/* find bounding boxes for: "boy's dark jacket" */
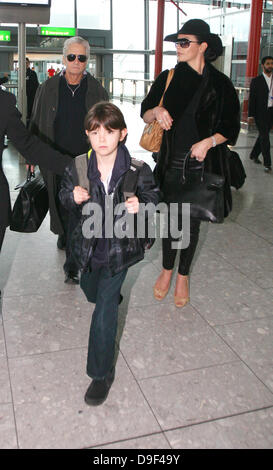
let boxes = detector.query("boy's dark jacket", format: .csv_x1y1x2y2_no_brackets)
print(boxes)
59,144,160,275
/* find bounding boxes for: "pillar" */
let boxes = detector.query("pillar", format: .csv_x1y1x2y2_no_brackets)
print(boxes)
154,0,165,79
242,0,263,122
245,0,263,83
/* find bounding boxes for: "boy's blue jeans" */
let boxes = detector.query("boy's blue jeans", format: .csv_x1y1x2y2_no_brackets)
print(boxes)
80,267,128,380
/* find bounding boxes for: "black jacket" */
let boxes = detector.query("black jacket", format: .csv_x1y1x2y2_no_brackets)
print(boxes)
248,74,271,123
141,62,241,216
0,89,72,249
59,145,161,275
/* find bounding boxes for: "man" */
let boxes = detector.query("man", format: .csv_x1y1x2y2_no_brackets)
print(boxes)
0,73,9,86
30,36,109,284
26,58,39,126
0,88,73,299
47,65,55,78
248,56,273,172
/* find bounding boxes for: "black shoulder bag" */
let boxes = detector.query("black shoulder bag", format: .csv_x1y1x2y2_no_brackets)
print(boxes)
10,166,49,233
180,151,225,223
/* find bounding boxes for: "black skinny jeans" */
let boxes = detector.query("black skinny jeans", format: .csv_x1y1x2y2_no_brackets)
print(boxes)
161,168,201,276
162,210,200,276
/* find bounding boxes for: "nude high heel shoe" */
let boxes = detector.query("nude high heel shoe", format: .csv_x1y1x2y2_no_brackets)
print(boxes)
174,276,190,308
153,285,170,301
153,271,172,301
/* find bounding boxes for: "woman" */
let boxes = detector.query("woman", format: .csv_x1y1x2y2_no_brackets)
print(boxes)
141,19,240,307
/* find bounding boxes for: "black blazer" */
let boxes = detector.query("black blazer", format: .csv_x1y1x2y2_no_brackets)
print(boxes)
248,74,271,121
0,89,72,245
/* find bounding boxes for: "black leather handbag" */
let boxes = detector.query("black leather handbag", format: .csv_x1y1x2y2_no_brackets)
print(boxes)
10,167,49,233
180,151,225,223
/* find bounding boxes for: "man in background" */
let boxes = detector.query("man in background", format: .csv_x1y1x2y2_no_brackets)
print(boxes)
26,58,39,126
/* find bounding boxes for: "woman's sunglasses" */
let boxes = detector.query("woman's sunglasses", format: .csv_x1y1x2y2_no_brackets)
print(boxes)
175,39,200,48
66,54,87,63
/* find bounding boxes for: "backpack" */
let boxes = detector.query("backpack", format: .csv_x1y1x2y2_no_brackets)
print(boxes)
73,152,144,199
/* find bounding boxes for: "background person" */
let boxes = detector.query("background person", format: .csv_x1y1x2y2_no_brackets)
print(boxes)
26,58,39,126
141,19,240,308
30,36,108,284
248,56,273,173
47,65,56,78
0,73,9,86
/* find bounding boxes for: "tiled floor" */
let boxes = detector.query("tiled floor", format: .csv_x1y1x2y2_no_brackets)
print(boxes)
0,101,272,449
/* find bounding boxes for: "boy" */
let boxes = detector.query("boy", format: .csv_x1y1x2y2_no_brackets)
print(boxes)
59,102,160,406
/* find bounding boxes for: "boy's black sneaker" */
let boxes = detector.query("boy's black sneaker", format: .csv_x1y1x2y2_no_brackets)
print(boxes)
64,272,79,284
84,367,115,406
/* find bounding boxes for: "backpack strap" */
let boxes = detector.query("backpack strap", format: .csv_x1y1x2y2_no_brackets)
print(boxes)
122,157,144,199
73,153,90,192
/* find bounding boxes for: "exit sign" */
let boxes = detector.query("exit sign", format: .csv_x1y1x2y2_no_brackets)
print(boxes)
0,31,10,42
39,27,76,37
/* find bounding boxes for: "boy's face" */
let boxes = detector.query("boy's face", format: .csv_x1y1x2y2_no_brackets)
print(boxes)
86,125,127,159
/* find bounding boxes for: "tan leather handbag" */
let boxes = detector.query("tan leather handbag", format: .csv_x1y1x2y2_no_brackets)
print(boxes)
139,68,174,153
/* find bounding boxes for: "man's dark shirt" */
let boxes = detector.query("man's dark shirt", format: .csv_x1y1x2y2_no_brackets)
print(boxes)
54,75,89,157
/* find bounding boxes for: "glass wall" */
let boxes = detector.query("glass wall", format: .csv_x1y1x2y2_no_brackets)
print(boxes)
77,0,111,30
49,0,75,27
112,0,144,50
112,0,145,96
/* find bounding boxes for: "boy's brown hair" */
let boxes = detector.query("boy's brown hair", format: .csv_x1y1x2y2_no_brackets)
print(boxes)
84,101,127,144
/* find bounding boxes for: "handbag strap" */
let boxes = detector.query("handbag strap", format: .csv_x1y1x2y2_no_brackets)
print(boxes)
182,150,205,184
158,68,175,107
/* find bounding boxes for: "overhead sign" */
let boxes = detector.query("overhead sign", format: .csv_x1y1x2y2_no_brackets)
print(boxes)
0,30,11,41
39,26,76,38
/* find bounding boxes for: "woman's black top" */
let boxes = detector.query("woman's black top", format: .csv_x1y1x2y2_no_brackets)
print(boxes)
141,62,208,170
171,66,208,169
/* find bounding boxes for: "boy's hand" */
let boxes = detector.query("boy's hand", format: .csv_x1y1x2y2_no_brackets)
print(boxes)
73,186,90,205
125,196,139,214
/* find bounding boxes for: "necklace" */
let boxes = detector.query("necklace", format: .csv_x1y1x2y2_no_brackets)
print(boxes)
66,81,81,97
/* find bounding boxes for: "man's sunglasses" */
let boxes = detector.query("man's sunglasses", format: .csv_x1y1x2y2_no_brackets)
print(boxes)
175,39,200,48
66,54,87,63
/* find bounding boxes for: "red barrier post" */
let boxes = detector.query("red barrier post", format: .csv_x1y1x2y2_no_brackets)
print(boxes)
154,0,165,79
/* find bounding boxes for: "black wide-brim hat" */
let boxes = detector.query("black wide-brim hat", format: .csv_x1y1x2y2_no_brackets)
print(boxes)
164,19,223,59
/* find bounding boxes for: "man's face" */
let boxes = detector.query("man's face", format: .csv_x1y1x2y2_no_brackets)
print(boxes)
63,43,88,77
263,59,273,75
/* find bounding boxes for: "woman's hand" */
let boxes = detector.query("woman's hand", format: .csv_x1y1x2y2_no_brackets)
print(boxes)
154,106,173,131
73,186,90,205
143,106,173,131
191,134,227,162
125,196,139,214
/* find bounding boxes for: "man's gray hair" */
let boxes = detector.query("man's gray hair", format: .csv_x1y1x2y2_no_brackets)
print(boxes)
63,36,90,59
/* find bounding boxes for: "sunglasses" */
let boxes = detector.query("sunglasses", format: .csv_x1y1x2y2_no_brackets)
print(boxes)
66,54,87,63
175,39,200,48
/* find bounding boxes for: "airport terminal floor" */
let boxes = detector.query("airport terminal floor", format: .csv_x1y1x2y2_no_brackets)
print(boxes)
0,100,273,449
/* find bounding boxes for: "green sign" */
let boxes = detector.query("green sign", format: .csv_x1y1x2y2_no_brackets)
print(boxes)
0,31,10,42
40,27,76,37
